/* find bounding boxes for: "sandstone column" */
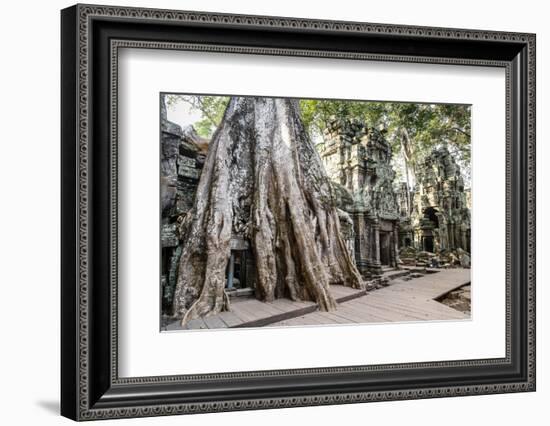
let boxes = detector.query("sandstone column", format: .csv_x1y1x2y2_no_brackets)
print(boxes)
353,212,369,276
393,222,401,268
448,222,455,249
368,216,382,276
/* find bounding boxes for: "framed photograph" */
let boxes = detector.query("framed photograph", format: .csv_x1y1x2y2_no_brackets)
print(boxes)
61,4,536,421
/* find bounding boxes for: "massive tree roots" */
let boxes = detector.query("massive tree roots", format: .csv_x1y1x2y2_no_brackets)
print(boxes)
173,97,364,325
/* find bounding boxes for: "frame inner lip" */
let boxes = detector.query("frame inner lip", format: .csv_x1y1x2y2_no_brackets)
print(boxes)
109,39,513,385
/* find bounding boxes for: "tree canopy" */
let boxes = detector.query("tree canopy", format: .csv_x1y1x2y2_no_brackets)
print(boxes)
299,99,471,187
164,94,471,188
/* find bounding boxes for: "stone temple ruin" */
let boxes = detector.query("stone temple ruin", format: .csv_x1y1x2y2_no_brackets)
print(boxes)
397,145,471,267
160,103,471,313
316,116,401,277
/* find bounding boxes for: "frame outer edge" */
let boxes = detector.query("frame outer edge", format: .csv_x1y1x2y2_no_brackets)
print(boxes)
60,4,80,421
67,4,536,420
527,33,536,390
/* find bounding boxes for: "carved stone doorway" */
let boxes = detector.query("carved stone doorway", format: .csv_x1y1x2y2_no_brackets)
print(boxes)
380,231,392,266
423,236,434,253
226,250,247,289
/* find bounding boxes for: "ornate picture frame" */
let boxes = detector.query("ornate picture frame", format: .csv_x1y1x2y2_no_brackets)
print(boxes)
61,4,535,421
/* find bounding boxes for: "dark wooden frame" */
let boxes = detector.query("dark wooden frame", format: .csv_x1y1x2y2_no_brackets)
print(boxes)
61,3,536,421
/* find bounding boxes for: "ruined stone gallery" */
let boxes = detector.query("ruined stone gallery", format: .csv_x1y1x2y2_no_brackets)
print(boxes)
160,95,472,330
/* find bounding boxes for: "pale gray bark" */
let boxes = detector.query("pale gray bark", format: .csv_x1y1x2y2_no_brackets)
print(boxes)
173,97,364,325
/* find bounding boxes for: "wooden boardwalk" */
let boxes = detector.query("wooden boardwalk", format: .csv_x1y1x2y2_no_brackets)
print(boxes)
164,268,470,331
165,287,363,331
269,268,470,327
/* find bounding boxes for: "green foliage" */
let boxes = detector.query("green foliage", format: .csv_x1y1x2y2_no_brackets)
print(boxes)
166,94,230,138
299,99,471,186
166,95,471,186
387,103,471,185
299,99,388,134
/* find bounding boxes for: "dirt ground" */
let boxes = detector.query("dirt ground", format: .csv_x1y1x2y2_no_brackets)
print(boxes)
438,284,471,315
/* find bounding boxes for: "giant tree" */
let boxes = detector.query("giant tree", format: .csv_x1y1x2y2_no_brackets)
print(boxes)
173,97,363,325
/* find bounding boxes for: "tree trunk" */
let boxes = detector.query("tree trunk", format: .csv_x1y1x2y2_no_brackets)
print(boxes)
400,127,416,214
173,97,364,325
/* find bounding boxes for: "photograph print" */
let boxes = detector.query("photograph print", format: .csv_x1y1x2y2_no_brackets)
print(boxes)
160,94,472,331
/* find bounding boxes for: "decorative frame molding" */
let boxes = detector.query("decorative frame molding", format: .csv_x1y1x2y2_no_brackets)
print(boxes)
61,3,535,421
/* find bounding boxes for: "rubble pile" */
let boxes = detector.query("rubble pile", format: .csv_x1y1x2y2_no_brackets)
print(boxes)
399,246,417,266
398,246,470,269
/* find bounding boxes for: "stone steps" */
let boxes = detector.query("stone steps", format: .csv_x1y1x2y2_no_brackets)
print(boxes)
383,269,411,281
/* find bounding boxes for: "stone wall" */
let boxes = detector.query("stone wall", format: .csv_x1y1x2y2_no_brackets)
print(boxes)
160,99,208,310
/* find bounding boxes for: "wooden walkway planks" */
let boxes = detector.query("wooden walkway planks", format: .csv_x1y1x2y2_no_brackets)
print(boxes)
165,296,318,331
164,268,470,330
269,268,470,327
